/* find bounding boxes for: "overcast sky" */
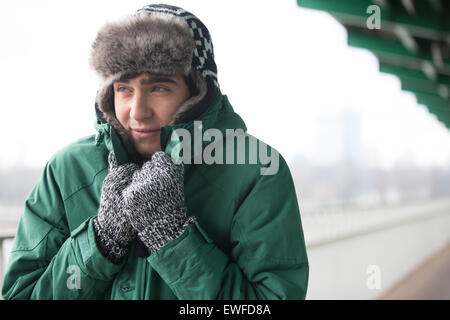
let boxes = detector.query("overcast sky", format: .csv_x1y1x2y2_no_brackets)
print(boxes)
1,0,450,171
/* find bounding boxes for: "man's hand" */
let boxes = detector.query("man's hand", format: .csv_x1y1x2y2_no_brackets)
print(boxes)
93,151,139,264
123,151,196,254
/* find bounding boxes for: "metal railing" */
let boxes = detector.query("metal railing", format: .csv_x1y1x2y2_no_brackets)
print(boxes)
0,228,16,298
302,196,450,248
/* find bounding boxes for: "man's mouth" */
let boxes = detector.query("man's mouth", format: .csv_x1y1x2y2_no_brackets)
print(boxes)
131,128,161,139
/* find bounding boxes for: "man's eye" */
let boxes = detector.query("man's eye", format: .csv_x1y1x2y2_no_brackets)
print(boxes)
152,86,168,92
117,86,130,92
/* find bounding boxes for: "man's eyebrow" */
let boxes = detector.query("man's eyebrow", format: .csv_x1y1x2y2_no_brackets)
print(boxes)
141,76,178,86
116,76,179,86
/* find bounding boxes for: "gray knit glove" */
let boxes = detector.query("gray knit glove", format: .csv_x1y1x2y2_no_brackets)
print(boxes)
122,151,196,254
93,151,139,264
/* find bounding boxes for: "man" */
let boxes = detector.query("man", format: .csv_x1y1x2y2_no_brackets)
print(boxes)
2,4,309,299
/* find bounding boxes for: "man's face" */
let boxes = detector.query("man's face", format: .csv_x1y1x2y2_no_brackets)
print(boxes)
113,72,190,157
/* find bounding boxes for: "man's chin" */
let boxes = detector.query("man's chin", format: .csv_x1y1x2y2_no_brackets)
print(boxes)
135,146,162,158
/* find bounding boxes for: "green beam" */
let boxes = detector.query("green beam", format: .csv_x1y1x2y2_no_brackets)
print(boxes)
379,63,425,78
298,0,372,15
415,92,450,111
347,30,450,76
428,0,442,13
401,79,440,96
380,67,450,97
429,110,450,120
371,0,390,9
297,0,450,41
434,115,450,126
347,30,418,58
377,55,434,76
428,111,450,120
379,63,450,87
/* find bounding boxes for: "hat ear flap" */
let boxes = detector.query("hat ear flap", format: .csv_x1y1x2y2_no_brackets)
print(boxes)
96,84,115,123
170,70,208,124
95,100,108,124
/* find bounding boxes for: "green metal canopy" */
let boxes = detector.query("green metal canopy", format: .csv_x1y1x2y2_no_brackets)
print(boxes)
297,0,450,129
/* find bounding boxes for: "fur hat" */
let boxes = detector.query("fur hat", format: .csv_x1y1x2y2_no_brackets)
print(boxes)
90,4,219,157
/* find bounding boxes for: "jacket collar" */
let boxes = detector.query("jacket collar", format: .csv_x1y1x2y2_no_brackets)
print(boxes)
94,91,247,165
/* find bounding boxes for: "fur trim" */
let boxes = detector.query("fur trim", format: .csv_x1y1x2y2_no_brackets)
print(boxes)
90,13,195,82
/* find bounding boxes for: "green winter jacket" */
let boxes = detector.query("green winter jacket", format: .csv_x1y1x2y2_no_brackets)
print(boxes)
1,91,309,300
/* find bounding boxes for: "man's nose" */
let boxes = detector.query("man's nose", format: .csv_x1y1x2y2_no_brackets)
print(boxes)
130,92,153,120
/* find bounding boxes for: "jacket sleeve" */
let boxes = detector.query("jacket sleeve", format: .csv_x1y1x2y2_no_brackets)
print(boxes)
148,156,309,299
1,161,123,300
